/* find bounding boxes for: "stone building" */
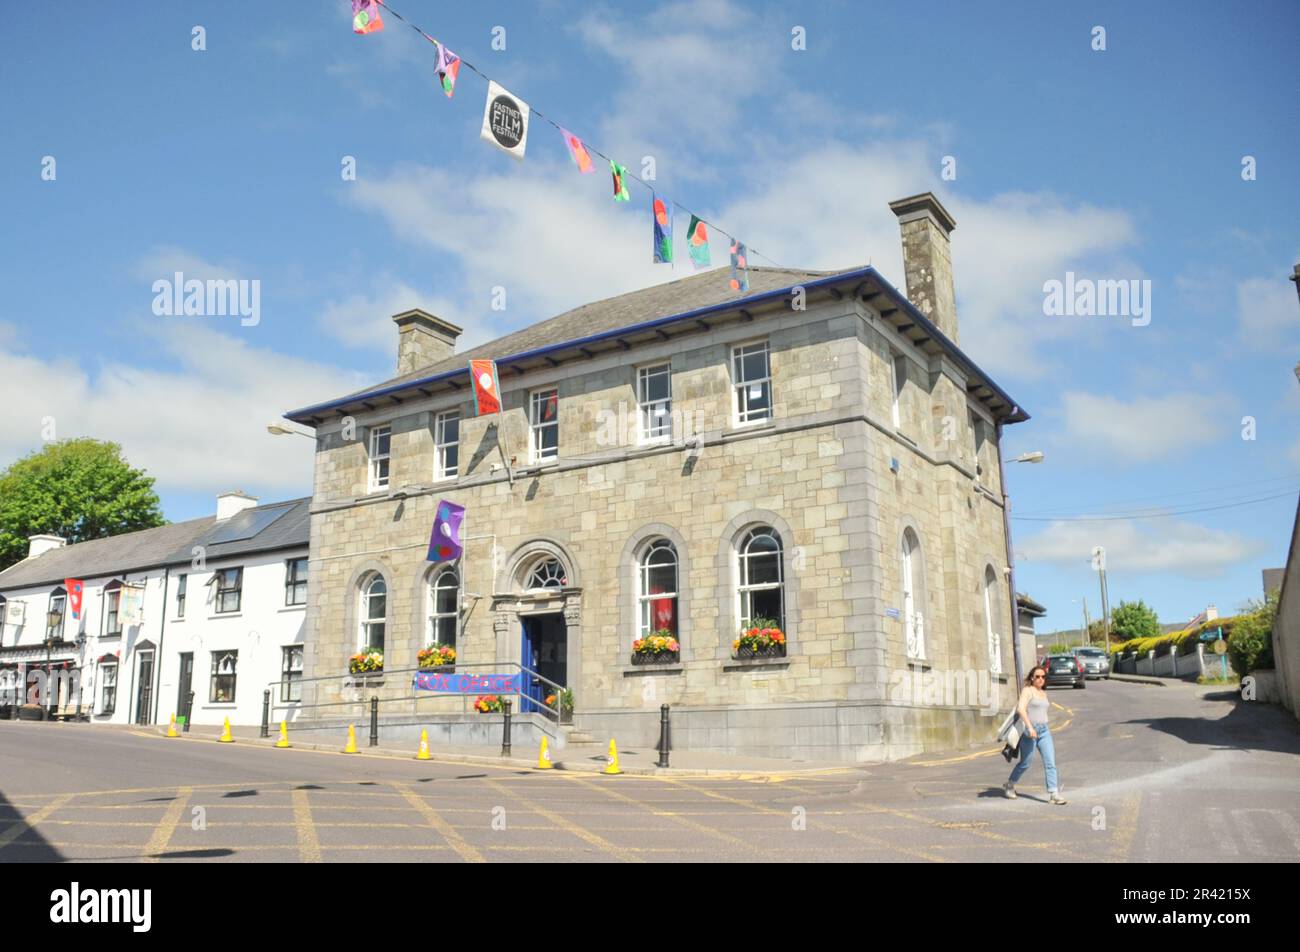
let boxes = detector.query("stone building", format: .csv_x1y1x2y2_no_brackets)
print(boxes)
284,192,1029,761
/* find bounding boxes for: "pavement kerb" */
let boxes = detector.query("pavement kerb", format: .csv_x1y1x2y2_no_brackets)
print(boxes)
1108,673,1167,687
132,726,861,780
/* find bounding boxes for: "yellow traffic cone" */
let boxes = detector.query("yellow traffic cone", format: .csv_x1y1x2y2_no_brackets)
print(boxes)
166,714,177,738
343,724,358,754
416,729,431,761
275,721,290,748
603,739,622,775
536,736,554,770
218,718,234,743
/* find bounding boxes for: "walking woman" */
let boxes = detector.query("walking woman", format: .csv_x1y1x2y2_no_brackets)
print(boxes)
1004,665,1068,804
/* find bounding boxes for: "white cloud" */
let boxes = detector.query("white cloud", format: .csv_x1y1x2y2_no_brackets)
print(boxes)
1057,390,1224,463
0,320,366,497
1017,517,1268,579
317,280,465,354
1236,276,1299,346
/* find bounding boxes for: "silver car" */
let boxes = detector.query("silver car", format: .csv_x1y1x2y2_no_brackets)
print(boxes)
1071,646,1111,679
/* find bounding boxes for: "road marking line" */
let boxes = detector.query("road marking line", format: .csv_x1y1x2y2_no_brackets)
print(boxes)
391,783,485,864
141,786,193,863
0,793,74,850
558,774,758,853
665,778,947,862
291,789,321,863
484,779,643,863
1108,793,1141,862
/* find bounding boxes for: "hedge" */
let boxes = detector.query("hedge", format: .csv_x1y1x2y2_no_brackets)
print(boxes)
1109,615,1242,659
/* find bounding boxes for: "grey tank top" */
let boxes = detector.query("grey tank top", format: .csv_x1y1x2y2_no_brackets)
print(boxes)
1026,691,1049,725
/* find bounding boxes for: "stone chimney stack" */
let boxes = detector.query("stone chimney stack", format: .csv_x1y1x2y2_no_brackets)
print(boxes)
216,491,259,520
393,309,462,375
26,534,66,560
888,192,960,345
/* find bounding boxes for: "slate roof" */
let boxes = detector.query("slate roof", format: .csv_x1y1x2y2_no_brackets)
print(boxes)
0,498,310,591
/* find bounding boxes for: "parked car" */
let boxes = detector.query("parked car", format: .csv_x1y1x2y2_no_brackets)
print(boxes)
1071,646,1111,679
1039,653,1087,689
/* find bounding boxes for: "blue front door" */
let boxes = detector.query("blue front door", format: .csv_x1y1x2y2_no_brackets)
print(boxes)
520,614,566,714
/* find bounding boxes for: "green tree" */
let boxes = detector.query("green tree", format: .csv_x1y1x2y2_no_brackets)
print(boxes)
1110,599,1161,643
0,439,165,571
1228,590,1278,676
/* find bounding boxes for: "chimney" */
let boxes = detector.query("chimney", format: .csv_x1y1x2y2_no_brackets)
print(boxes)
27,535,66,559
888,192,960,345
1206,605,1219,622
216,491,259,520
393,309,462,375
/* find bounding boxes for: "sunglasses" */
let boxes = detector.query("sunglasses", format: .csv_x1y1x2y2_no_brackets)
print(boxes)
1032,675,1045,680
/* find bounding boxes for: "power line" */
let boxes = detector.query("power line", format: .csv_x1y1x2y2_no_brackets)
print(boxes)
1013,472,1300,517
370,0,787,270
1011,489,1298,522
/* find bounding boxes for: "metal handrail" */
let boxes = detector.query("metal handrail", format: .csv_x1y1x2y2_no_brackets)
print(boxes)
265,660,569,724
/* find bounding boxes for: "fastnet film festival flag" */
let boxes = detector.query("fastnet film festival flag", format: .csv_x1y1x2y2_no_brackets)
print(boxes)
469,359,502,416
434,41,461,98
64,579,84,620
351,0,384,34
428,500,466,563
480,80,530,160
652,194,673,263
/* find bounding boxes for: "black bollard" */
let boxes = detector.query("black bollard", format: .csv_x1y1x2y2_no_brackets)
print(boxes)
185,691,195,732
657,704,671,768
261,689,271,738
369,696,379,747
501,699,512,757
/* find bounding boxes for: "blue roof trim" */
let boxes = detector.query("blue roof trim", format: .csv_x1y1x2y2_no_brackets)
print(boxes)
285,267,1028,423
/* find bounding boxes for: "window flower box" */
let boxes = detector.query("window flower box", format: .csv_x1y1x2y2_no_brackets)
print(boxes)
632,631,680,665
418,645,456,672
474,695,506,714
349,649,384,675
732,623,786,659
544,688,575,723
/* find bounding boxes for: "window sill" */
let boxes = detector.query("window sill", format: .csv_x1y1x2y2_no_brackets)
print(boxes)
99,634,122,641
279,605,306,613
210,612,243,620
726,419,775,436
722,657,792,673
202,703,237,709
906,657,932,671
621,663,684,676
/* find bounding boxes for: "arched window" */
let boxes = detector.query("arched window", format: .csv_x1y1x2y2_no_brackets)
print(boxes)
737,527,784,629
638,540,678,638
901,529,925,659
525,558,567,591
360,575,387,652
984,565,1002,674
429,570,460,648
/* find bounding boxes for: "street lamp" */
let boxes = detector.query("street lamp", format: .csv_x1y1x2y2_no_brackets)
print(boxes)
1000,444,1046,687
267,422,314,439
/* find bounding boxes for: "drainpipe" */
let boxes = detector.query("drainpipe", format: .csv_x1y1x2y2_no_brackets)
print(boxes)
153,567,170,725
996,421,1024,688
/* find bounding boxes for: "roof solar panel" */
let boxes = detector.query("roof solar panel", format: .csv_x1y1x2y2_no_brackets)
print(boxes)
203,504,294,545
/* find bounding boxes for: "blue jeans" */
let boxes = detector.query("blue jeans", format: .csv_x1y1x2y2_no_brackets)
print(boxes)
1008,722,1058,793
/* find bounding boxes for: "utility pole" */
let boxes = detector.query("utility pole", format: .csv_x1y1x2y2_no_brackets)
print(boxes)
1082,597,1091,647
1092,546,1111,646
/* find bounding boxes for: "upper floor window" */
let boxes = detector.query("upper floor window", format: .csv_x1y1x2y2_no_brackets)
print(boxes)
901,528,925,659
47,589,66,639
637,364,673,443
984,565,1002,675
360,575,387,652
435,410,460,480
737,527,784,630
970,411,987,478
176,574,187,618
638,540,678,639
369,425,392,490
428,569,460,648
530,389,559,462
281,645,304,702
891,352,907,430
210,650,238,703
733,341,772,425
103,589,121,636
213,567,242,614
525,558,567,591
285,557,308,607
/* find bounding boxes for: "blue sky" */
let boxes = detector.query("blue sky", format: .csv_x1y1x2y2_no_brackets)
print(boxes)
2,0,1297,632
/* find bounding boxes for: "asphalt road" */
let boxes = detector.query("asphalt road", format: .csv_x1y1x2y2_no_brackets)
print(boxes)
2,679,1298,862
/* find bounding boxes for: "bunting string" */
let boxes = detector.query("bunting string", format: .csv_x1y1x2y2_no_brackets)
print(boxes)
365,0,785,273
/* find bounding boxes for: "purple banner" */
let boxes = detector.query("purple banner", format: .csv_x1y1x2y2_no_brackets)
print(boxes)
413,672,523,694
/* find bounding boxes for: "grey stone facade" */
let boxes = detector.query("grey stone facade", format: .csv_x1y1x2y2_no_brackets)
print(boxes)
287,193,1029,762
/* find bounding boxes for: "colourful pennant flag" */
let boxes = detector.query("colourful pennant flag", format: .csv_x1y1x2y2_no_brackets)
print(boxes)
687,216,710,270
610,161,630,202
729,240,750,292
428,500,466,563
65,578,84,620
480,80,530,160
351,0,384,34
653,194,673,263
469,359,502,416
433,41,461,98
560,127,594,174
